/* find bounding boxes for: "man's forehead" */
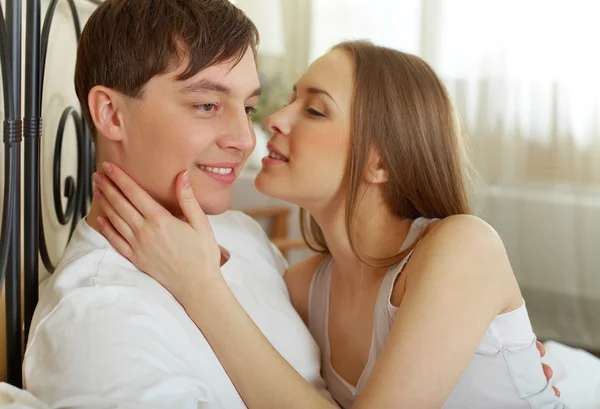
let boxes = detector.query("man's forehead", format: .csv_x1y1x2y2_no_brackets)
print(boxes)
168,57,260,97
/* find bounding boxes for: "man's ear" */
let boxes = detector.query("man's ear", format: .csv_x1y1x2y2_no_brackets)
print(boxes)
364,148,389,185
88,85,126,142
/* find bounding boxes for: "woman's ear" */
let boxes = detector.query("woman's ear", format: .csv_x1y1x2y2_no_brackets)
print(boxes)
88,85,126,143
364,148,389,184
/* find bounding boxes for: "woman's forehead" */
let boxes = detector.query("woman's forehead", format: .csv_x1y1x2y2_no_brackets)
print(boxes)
297,50,354,103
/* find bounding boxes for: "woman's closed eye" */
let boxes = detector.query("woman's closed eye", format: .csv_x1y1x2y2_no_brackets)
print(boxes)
305,107,326,118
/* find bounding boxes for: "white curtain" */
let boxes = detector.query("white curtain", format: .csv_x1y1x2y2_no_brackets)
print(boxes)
310,1,600,358
310,0,600,187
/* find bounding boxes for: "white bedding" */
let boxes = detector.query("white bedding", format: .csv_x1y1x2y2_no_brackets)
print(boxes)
543,341,600,409
0,383,48,409
0,341,598,408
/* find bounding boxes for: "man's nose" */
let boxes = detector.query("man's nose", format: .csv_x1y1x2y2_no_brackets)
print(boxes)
217,108,256,153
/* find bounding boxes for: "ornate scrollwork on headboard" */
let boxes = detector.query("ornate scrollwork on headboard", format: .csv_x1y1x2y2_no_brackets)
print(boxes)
0,0,100,386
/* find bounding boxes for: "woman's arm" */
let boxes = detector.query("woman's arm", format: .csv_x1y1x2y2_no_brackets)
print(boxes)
184,216,516,409
354,215,520,408
93,164,543,409
181,274,336,409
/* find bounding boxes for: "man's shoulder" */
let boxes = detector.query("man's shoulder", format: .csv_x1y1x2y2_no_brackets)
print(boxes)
40,241,158,313
23,283,219,409
31,275,174,350
49,219,143,289
33,222,181,344
25,279,192,383
25,224,245,409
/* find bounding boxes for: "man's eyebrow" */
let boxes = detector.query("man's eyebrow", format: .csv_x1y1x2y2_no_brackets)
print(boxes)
180,79,262,99
248,86,262,98
180,79,231,95
292,84,338,108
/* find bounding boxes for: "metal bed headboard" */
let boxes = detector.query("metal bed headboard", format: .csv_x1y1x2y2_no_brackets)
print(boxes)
0,0,101,387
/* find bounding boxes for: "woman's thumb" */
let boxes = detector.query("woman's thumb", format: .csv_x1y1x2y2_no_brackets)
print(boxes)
177,171,205,229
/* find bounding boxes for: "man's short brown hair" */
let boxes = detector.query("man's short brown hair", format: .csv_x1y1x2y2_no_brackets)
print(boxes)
75,0,259,138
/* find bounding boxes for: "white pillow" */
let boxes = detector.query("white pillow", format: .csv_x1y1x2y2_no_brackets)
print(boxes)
542,341,600,409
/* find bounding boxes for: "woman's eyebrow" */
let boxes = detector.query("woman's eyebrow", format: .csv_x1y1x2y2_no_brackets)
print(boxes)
293,84,338,108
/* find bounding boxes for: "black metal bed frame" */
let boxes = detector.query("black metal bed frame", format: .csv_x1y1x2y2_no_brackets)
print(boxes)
0,0,100,387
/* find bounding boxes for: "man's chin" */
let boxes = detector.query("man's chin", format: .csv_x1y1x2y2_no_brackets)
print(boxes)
169,198,230,218
197,199,231,216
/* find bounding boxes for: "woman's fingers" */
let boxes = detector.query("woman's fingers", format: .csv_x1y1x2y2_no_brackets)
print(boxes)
95,189,136,244
94,172,145,233
542,362,553,380
101,162,168,221
536,341,560,397
176,170,206,231
96,216,134,262
536,341,546,357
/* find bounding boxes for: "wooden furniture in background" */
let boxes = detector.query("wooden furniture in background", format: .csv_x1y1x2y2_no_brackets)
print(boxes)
243,207,307,259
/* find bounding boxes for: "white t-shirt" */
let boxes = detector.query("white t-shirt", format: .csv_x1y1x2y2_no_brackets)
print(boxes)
24,211,330,408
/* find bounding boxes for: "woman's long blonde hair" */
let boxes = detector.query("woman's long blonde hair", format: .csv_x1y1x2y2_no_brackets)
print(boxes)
300,41,474,268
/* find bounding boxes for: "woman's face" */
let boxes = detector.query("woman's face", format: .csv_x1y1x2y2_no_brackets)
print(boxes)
255,50,354,209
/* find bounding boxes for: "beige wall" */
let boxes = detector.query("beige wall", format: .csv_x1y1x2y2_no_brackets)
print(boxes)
0,0,96,381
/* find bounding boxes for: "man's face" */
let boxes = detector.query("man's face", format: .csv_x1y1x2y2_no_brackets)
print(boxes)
116,48,260,215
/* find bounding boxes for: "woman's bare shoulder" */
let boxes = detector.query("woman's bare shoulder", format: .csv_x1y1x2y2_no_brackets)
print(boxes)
392,215,522,312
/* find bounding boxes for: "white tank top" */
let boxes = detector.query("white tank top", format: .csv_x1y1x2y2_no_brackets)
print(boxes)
308,218,567,409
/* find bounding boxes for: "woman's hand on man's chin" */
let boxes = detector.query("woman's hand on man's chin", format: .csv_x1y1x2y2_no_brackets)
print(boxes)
93,162,223,303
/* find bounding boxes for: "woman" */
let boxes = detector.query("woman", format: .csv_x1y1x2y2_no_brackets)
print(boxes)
93,41,565,408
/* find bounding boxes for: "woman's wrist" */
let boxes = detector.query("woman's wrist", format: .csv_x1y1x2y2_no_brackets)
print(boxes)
177,267,229,309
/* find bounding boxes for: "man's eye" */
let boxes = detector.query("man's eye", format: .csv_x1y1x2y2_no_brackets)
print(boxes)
245,106,257,117
196,103,218,112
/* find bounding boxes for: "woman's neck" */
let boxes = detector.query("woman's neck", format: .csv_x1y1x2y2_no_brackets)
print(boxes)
309,198,413,285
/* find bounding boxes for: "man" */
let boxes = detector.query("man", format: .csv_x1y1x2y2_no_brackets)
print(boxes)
23,0,330,407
